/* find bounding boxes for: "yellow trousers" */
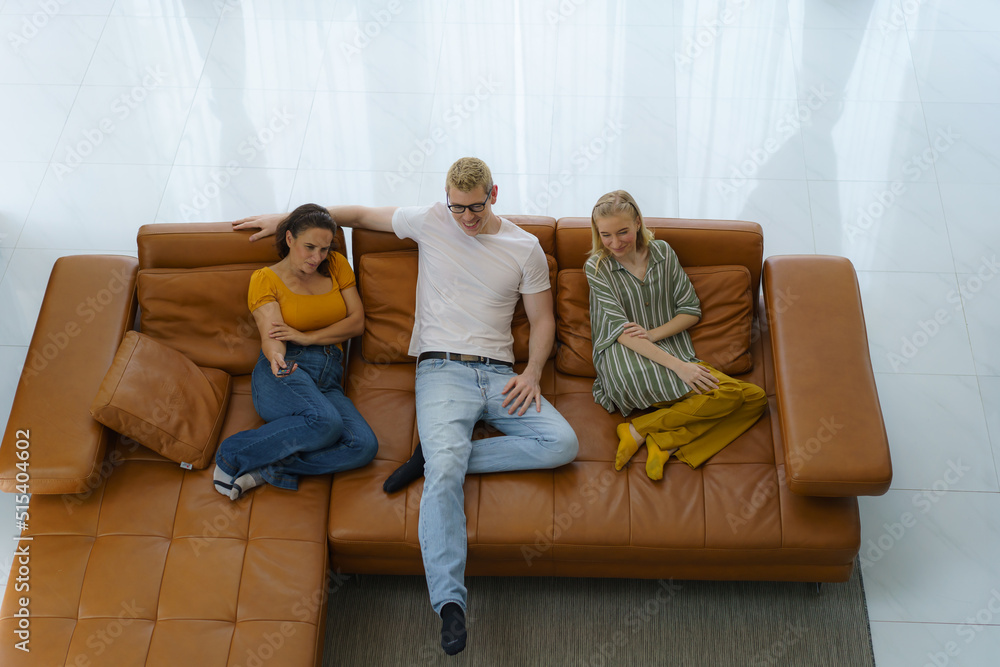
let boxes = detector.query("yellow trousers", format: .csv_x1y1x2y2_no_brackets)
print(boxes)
631,363,767,469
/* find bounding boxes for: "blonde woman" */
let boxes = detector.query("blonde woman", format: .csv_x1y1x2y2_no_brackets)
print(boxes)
584,190,766,480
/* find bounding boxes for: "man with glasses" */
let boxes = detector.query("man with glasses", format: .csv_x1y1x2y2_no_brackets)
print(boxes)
234,157,578,656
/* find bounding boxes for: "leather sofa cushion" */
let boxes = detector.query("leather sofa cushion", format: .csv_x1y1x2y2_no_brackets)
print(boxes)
91,331,232,469
556,265,754,377
359,250,557,364
0,430,331,666
358,250,418,364
138,264,263,375
554,269,595,377
687,265,755,374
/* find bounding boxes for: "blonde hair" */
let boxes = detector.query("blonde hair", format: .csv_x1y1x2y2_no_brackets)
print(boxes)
588,190,655,269
445,157,493,195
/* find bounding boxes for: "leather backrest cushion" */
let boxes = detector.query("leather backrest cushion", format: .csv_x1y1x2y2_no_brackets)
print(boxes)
350,217,556,267
358,251,557,364
687,265,754,374
137,221,344,270
90,331,232,469
359,250,418,364
138,264,264,375
556,265,754,377
555,269,595,377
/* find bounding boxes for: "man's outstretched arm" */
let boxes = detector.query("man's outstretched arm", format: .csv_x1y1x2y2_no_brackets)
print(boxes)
232,205,398,241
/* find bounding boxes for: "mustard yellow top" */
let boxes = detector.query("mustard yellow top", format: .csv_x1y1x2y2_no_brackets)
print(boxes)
247,252,356,331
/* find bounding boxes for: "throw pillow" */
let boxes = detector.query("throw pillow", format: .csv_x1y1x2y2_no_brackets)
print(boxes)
90,331,232,469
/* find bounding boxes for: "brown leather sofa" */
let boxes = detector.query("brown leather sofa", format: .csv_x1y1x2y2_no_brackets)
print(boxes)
0,216,892,665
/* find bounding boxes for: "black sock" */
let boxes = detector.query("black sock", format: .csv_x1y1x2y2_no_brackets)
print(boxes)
440,602,466,655
382,443,425,494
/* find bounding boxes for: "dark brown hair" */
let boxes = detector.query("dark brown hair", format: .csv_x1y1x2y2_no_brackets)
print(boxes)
275,203,339,276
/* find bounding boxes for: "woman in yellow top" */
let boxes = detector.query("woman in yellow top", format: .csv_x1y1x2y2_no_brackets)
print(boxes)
214,203,377,499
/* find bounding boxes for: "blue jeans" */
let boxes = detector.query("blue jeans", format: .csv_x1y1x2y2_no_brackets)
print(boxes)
414,358,579,615
215,343,377,490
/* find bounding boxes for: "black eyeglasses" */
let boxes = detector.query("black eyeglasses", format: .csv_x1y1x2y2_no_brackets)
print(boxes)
447,191,491,214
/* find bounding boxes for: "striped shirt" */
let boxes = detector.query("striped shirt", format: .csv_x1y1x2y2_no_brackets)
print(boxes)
584,240,701,416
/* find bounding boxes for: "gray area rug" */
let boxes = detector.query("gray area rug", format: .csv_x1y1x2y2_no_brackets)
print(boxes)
322,564,874,667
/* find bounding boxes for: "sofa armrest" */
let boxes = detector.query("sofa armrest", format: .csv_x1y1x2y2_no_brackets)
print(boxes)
763,255,892,497
0,255,138,494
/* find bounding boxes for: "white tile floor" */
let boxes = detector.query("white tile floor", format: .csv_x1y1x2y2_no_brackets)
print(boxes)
0,1,998,664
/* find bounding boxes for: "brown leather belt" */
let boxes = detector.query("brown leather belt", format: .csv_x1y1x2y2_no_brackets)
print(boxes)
417,351,513,368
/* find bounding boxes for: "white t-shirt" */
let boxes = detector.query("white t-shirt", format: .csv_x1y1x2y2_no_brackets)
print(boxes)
392,202,550,363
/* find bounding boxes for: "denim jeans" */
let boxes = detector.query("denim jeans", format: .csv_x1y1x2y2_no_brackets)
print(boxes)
215,343,378,490
414,358,579,614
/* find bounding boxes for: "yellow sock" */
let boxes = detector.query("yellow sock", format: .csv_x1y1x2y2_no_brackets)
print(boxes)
645,441,671,481
615,423,641,471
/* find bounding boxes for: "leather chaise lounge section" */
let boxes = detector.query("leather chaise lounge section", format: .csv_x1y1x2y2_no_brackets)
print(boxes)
0,218,892,666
